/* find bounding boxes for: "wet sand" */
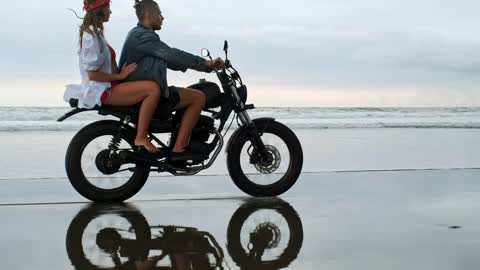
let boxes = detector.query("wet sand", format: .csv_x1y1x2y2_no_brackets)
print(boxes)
2,169,480,269
1,128,480,180
2,129,480,269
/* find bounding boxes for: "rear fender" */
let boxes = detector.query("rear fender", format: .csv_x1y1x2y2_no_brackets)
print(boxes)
57,108,94,122
225,117,275,154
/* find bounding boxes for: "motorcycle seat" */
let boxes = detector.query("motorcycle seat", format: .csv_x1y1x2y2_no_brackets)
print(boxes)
68,98,175,123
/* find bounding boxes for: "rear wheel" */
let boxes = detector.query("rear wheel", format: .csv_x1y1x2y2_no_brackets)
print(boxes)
65,120,150,202
227,120,303,197
66,203,151,270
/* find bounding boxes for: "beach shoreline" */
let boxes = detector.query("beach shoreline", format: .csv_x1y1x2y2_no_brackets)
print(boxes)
1,128,479,180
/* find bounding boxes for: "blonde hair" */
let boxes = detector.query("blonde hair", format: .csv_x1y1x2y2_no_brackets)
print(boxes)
79,0,109,44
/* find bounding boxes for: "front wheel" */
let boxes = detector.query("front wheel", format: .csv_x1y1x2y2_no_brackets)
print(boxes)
226,198,304,269
227,120,303,197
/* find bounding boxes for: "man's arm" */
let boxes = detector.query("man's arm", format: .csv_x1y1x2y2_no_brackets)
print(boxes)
137,32,210,72
166,61,188,72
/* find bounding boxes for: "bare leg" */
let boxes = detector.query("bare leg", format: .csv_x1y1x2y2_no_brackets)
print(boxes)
107,81,161,153
172,88,206,153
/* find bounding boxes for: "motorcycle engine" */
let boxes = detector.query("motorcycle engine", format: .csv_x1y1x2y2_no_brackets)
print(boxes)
189,115,215,155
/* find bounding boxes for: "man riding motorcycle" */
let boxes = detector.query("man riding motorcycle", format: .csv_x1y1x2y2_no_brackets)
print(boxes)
120,0,225,161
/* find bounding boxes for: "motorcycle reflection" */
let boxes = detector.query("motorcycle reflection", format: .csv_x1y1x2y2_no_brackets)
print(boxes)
66,199,303,270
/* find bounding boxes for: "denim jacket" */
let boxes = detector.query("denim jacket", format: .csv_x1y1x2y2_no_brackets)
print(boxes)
119,23,209,99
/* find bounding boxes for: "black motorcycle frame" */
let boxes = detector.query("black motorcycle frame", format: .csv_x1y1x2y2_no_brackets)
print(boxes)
58,41,273,176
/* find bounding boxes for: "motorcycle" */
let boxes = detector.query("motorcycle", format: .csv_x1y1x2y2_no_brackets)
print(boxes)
58,41,303,202
65,199,304,270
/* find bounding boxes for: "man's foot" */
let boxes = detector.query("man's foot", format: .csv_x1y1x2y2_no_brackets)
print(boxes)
134,138,159,153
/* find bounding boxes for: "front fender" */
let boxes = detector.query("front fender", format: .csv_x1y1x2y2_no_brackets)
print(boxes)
225,117,275,154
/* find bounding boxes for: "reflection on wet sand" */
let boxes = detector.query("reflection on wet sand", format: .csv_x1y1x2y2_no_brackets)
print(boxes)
65,198,303,270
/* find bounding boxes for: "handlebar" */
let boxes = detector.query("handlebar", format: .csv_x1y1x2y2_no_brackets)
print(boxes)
203,40,243,86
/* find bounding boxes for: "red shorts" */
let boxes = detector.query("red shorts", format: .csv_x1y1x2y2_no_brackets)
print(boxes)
101,81,120,105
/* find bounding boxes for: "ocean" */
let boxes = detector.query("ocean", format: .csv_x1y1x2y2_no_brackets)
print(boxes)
1,107,480,131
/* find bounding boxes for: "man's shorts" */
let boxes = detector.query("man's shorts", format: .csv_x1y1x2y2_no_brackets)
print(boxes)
155,86,181,120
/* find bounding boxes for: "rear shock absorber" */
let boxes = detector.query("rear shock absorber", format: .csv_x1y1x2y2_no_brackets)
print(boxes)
109,116,131,156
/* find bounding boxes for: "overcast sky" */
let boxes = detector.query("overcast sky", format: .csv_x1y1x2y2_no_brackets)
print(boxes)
1,0,479,106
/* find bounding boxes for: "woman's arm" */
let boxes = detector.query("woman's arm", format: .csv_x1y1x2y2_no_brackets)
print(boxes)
81,32,134,82
112,60,119,75
87,71,121,82
87,63,137,82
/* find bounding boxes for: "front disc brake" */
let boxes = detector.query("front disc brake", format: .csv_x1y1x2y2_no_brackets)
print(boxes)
254,145,281,174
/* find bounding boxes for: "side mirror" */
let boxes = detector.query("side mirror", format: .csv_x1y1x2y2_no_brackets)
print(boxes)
201,48,211,58
224,40,229,52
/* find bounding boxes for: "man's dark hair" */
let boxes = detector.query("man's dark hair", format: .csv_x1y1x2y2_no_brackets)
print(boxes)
134,0,159,21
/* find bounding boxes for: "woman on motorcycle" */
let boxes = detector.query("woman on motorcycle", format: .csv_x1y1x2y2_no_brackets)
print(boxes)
64,0,160,153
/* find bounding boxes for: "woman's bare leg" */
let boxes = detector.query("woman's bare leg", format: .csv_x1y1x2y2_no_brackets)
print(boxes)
172,88,206,153
107,81,161,153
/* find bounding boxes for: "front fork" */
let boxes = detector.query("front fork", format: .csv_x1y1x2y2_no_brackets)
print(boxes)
231,86,270,161
245,124,273,165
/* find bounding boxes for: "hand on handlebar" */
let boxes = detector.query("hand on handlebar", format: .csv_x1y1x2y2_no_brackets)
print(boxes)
206,57,225,70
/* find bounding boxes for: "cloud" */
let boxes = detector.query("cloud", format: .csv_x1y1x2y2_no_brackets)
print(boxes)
1,0,480,105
